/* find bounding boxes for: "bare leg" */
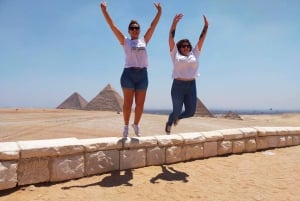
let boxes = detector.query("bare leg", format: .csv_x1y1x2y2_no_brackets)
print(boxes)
122,88,134,125
133,90,146,125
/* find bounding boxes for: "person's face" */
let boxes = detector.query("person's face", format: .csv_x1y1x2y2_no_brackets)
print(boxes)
128,24,140,39
179,43,191,56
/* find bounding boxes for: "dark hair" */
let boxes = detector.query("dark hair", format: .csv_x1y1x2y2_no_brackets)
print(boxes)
176,39,192,54
128,20,140,30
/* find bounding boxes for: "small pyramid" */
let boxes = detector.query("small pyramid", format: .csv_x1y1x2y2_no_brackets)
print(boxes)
224,111,242,120
193,97,214,117
57,92,88,109
84,84,123,112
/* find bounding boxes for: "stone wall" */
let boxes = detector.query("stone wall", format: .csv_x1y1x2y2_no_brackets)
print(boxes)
1,126,300,191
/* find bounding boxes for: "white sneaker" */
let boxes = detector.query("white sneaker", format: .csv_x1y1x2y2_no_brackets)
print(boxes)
131,124,141,137
123,125,129,138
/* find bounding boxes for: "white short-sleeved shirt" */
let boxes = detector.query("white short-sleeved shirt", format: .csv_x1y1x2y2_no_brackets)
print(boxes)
170,46,200,79
123,37,148,68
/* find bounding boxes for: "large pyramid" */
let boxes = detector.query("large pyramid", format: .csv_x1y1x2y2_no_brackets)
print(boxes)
193,97,214,117
56,92,88,109
84,84,123,112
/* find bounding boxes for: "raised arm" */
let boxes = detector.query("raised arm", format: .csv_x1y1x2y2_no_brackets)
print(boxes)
144,3,162,44
169,13,183,51
196,15,208,51
100,2,125,45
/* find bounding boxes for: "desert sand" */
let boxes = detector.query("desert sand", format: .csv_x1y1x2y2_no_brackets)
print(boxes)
1,109,300,201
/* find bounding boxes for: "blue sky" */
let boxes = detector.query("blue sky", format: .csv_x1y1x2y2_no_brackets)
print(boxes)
1,0,300,111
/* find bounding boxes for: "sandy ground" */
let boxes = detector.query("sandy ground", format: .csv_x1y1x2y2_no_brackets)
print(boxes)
1,109,300,201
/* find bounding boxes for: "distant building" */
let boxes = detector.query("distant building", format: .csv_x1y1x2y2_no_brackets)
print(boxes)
56,92,88,109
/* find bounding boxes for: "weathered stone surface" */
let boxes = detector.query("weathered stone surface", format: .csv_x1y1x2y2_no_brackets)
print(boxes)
80,137,123,151
278,136,287,147
155,135,183,147
218,141,232,155
201,131,223,142
50,155,84,182
267,136,279,148
0,142,20,160
179,132,206,145
120,149,146,170
292,135,300,145
254,127,277,137
232,140,245,154
18,138,84,158
147,147,165,166
239,127,257,138
203,141,218,158
286,127,300,135
182,143,204,161
286,136,293,146
218,129,244,140
85,150,119,176
245,138,256,152
0,161,17,190
256,137,269,150
18,158,50,185
123,136,158,149
166,146,183,164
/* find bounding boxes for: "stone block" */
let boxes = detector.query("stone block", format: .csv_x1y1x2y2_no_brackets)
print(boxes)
147,147,165,166
232,140,245,154
218,129,244,140
201,131,223,142
256,137,269,150
245,138,256,152
18,158,50,186
204,141,218,158
166,146,183,164
292,135,300,145
0,161,17,190
278,136,286,147
80,137,123,151
18,138,84,158
286,136,293,146
155,135,183,147
239,127,258,138
218,141,232,155
50,155,84,182
0,142,20,160
120,149,146,170
182,144,204,161
254,127,277,137
179,132,206,145
267,136,279,148
85,150,119,176
123,136,158,149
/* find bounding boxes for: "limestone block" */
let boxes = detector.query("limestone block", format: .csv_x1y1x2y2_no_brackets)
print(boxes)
286,127,300,135
0,161,17,190
120,149,146,170
218,141,232,155
80,137,123,151
232,140,245,154
166,146,183,164
239,127,257,138
286,136,293,146
254,127,277,137
292,135,300,145
245,139,256,152
18,158,50,186
278,136,287,147
85,150,119,176
178,132,206,145
147,146,165,166
0,142,20,160
218,129,244,140
256,137,268,150
123,136,158,149
267,136,279,148
182,144,204,161
18,138,84,158
155,135,183,147
201,130,223,142
275,127,289,136
203,141,218,158
50,155,84,182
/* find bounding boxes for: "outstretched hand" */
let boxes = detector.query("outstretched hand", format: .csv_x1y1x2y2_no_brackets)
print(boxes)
173,13,183,24
100,2,107,10
203,15,208,27
154,2,162,12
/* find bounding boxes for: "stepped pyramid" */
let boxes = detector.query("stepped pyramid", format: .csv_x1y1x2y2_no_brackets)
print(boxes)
56,92,88,109
194,97,214,117
84,84,123,112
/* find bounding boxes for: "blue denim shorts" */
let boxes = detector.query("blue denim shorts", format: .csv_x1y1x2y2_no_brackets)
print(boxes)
120,68,148,90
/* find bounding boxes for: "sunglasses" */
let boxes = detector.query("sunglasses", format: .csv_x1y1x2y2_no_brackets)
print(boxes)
129,27,140,31
180,45,191,48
